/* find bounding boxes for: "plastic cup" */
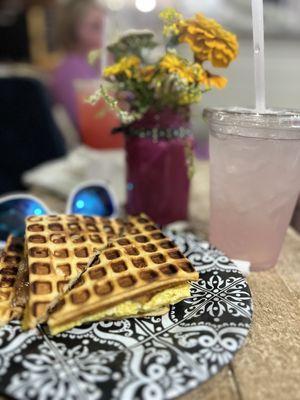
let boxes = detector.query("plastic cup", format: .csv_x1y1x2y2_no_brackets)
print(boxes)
204,107,300,271
74,79,123,149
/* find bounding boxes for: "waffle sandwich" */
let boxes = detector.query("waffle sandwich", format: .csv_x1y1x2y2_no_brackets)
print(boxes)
0,213,198,334
47,225,199,335
0,236,25,325
23,213,178,329
23,214,131,329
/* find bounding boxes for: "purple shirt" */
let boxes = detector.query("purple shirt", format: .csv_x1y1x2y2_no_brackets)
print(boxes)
51,53,99,127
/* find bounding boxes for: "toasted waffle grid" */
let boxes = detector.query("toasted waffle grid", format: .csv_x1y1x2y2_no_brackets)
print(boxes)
24,214,161,328
48,228,198,332
0,236,24,325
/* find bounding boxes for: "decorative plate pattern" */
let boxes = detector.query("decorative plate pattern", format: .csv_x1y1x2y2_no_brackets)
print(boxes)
0,233,252,400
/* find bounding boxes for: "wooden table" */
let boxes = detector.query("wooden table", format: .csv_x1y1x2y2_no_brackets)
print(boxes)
30,160,300,400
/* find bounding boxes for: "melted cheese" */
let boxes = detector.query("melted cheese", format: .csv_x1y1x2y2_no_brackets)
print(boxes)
99,282,190,318
49,283,190,335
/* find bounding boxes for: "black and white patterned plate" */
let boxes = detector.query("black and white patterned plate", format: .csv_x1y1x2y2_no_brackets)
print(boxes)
0,233,252,400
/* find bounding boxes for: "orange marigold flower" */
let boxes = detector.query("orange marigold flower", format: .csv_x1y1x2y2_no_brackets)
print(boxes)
179,13,238,68
202,70,228,89
140,65,156,82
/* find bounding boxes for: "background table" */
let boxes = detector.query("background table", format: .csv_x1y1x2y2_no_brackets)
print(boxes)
30,160,300,400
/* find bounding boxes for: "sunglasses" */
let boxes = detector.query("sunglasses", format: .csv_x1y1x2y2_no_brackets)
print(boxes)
0,181,118,242
66,180,118,217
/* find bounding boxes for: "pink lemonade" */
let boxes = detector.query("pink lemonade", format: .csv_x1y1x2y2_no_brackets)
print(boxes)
204,108,300,271
74,80,123,150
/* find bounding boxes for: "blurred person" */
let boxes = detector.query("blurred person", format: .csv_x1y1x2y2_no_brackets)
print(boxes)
0,76,66,194
51,0,104,127
0,1,68,194
0,0,29,62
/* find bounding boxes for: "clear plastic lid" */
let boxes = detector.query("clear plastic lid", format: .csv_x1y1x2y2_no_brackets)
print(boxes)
203,107,300,139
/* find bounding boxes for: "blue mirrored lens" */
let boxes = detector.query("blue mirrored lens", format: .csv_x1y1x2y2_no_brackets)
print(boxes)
72,186,114,216
0,198,48,241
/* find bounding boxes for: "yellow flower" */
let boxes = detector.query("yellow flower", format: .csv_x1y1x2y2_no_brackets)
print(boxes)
139,65,156,82
178,90,202,106
104,56,141,79
159,53,204,84
179,13,238,68
159,8,186,36
202,70,228,89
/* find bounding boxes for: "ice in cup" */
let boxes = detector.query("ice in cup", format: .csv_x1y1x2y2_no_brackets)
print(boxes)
204,107,300,271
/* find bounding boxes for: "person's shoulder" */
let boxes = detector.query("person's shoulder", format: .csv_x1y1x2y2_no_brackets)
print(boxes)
53,53,86,78
57,53,85,69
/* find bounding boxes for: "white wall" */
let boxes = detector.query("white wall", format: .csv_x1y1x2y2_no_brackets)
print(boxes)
195,39,300,137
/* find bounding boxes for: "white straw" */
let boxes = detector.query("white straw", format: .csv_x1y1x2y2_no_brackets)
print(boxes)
251,0,266,113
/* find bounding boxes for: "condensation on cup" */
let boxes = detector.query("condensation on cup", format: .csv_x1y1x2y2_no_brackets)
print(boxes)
204,107,300,271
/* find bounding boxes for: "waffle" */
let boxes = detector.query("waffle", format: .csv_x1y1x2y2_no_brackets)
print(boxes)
23,213,163,329
47,227,198,335
0,236,25,325
12,257,29,310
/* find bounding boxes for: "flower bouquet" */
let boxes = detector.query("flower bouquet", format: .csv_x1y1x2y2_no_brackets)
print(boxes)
89,8,238,224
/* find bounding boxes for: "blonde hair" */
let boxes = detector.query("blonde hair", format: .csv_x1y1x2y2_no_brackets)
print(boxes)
58,0,104,51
